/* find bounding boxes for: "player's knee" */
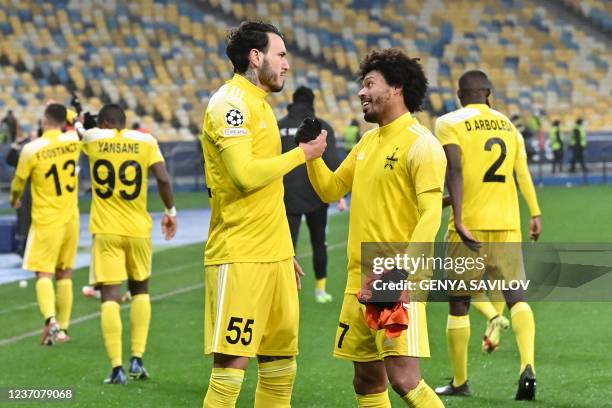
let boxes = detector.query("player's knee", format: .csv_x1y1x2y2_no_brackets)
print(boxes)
213,353,249,370
36,272,54,280
55,268,73,280
503,290,524,308
100,285,122,302
353,367,387,395
449,296,470,316
387,370,420,396
128,279,149,295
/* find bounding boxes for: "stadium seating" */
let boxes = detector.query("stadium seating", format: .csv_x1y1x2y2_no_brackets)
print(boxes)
201,0,611,132
559,0,612,33
0,0,609,143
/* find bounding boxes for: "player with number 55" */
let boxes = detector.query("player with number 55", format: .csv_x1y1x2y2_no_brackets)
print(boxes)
79,104,178,385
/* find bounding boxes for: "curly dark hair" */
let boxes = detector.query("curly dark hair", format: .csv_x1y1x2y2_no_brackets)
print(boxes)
226,21,283,74
359,49,428,113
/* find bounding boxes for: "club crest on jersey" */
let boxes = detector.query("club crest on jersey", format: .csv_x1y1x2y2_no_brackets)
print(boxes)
225,109,244,127
384,148,399,170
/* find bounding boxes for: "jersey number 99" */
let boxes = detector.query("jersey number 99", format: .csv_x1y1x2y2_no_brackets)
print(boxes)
92,159,143,200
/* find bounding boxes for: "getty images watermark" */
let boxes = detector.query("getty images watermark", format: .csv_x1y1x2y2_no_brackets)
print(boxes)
361,242,612,302
370,252,528,293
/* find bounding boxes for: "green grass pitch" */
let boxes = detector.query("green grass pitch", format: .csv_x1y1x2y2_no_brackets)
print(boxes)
0,185,611,407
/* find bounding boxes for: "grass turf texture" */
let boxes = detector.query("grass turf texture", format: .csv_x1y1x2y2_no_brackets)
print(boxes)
0,185,611,407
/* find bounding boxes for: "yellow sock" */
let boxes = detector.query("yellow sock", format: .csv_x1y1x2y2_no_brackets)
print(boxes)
447,314,470,387
203,367,244,408
254,358,297,408
471,299,498,320
101,301,122,367
130,294,151,358
356,390,391,407
401,379,444,407
55,279,73,330
511,302,535,373
315,278,326,291
492,301,506,316
35,277,55,320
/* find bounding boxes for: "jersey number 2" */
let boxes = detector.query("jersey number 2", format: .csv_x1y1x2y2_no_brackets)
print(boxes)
483,137,506,183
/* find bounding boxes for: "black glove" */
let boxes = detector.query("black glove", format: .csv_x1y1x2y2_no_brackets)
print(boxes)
70,92,82,115
83,112,98,130
294,117,322,145
357,268,409,309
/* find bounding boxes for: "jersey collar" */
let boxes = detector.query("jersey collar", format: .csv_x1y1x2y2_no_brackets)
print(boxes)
465,103,489,110
379,112,416,137
42,129,62,139
232,74,268,100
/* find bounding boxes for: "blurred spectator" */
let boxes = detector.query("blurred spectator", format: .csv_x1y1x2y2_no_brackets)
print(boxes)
5,127,38,257
132,121,150,133
512,114,536,161
549,120,564,174
1,110,21,144
339,119,360,161
525,111,542,138
570,118,588,174
278,86,345,303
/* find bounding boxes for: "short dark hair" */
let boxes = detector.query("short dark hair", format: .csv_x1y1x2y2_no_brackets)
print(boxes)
98,104,126,129
44,103,67,126
226,21,283,74
359,49,428,113
293,86,314,106
458,70,491,90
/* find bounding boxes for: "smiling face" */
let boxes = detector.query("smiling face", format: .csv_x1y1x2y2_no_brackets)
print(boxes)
358,70,396,124
258,33,290,93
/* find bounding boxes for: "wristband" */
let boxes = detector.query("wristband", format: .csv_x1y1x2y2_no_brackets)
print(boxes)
165,206,177,216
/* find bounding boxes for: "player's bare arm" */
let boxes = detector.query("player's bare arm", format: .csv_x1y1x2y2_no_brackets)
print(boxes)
443,144,481,251
442,195,452,208
151,162,177,240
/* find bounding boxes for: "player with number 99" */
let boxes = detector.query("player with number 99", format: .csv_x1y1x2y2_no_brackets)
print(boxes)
80,104,178,384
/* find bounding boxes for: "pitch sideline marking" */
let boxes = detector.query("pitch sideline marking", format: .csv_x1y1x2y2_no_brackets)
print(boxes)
0,238,349,347
0,283,204,347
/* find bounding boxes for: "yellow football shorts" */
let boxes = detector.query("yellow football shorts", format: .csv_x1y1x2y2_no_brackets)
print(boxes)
205,258,299,358
22,218,79,273
89,234,152,285
445,229,525,297
333,294,430,362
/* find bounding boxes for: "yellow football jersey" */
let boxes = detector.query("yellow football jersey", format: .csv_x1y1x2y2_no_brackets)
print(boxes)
201,74,296,265
435,104,539,230
82,128,164,238
14,129,81,227
335,113,447,294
